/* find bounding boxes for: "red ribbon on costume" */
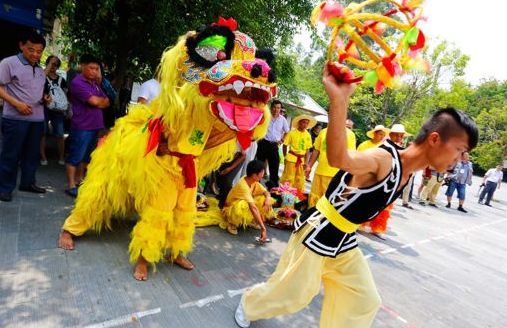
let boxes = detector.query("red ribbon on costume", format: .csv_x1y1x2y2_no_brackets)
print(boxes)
409,29,425,51
144,117,165,156
213,17,238,31
237,130,254,150
381,53,397,77
169,152,197,189
289,151,305,168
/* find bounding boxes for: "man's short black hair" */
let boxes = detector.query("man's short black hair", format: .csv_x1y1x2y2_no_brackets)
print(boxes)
271,99,282,109
246,160,265,176
20,30,46,47
414,107,479,150
80,54,101,65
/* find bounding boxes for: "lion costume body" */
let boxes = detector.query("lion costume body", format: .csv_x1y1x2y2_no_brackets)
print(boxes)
61,18,276,266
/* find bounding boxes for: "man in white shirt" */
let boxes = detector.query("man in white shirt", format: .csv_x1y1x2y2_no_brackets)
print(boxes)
479,163,504,206
255,100,289,188
137,78,160,104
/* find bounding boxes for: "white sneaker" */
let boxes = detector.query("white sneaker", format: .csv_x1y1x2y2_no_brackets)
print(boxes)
235,298,250,328
58,160,65,165
40,160,48,166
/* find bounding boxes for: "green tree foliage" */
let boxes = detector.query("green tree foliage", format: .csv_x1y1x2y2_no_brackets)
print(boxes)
57,0,313,83
293,40,471,143
473,106,507,169
292,36,506,169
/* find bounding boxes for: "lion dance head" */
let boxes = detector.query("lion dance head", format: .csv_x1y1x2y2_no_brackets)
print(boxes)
151,17,277,151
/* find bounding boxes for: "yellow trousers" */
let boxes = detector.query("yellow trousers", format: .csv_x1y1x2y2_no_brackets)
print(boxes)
308,174,333,208
420,175,443,204
222,195,274,228
62,170,196,264
243,225,381,327
280,161,305,192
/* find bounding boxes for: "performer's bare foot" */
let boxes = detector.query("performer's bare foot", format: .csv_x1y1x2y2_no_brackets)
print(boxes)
173,254,194,270
133,256,149,281
58,230,75,250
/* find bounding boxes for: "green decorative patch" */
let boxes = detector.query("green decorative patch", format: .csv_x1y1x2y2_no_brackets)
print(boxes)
298,138,306,150
189,129,205,146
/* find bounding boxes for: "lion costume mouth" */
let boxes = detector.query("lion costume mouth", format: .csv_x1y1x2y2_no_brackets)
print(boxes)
200,76,276,103
200,76,276,149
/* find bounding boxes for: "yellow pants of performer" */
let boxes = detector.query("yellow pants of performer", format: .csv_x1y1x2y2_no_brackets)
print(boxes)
223,195,274,228
420,175,443,205
280,161,305,192
243,225,381,328
62,171,196,264
308,174,333,208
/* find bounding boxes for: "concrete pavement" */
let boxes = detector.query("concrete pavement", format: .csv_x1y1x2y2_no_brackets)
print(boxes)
0,160,506,328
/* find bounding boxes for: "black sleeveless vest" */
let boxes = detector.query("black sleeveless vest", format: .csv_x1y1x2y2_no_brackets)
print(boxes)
294,140,407,257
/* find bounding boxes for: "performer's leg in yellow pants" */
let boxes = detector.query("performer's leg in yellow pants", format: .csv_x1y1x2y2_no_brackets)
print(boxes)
62,181,117,236
280,161,305,192
129,173,196,263
308,174,333,208
243,225,381,328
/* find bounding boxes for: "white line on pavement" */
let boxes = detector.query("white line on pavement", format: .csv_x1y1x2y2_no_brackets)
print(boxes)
83,308,161,328
228,287,249,298
178,218,507,315
179,294,225,309
380,248,397,254
381,305,410,325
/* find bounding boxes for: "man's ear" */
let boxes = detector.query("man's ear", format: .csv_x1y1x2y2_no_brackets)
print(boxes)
427,132,440,146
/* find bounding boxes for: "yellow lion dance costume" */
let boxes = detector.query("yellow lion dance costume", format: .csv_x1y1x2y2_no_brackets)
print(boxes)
59,18,276,274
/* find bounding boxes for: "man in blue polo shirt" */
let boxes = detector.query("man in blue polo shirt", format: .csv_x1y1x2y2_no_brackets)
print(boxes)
0,31,48,202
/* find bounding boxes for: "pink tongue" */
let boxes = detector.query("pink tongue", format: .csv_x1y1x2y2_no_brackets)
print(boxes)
215,100,263,132
234,105,251,131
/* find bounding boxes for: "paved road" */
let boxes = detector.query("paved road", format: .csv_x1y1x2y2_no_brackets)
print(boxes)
0,160,506,328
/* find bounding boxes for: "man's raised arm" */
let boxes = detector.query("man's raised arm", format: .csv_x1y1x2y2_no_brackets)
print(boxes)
323,64,380,176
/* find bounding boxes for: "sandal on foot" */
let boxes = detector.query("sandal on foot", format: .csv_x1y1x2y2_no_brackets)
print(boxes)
65,187,78,198
255,237,272,244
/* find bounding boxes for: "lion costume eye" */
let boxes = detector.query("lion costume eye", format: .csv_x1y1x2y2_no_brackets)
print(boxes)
195,35,227,62
186,24,236,68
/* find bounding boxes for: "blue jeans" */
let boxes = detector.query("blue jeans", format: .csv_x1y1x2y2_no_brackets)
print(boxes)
0,118,44,193
445,180,466,200
65,128,99,166
479,181,497,205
